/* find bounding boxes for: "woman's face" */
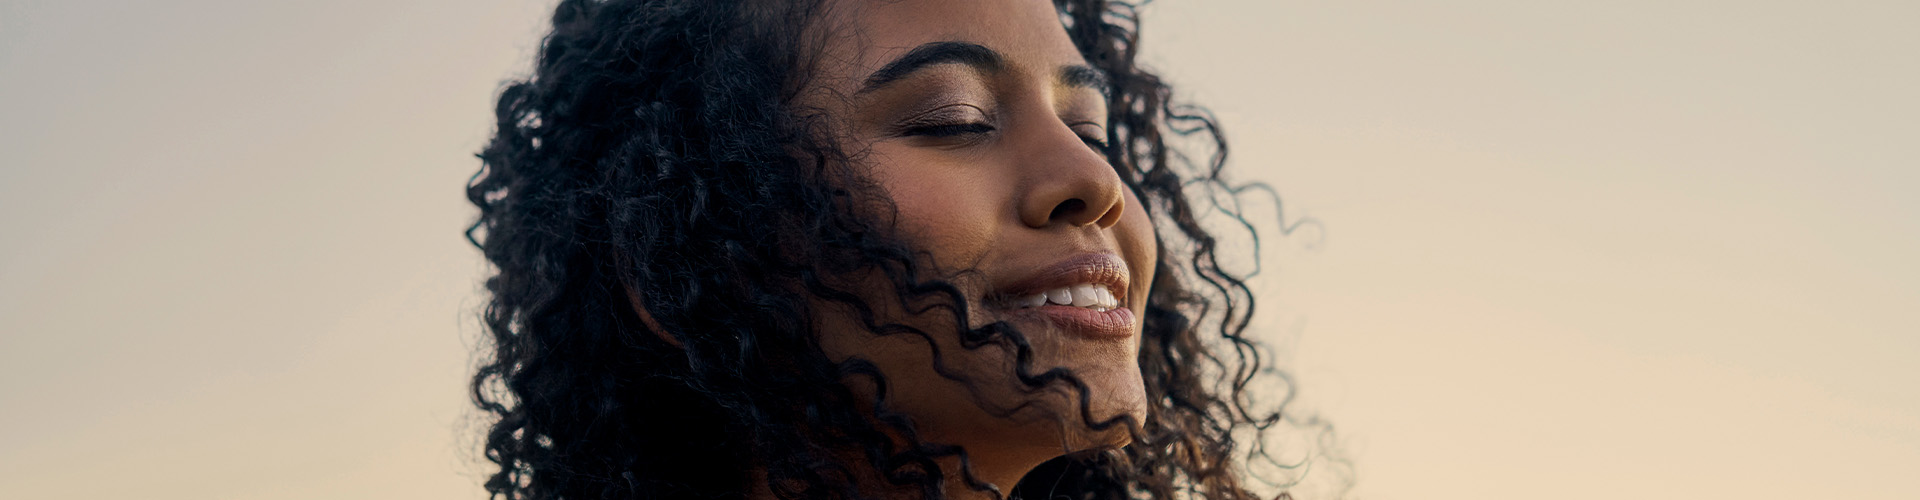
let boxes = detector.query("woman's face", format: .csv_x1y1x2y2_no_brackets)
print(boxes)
801,0,1158,471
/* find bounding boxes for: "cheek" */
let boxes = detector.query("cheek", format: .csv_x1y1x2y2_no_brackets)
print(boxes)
867,150,1004,263
1118,188,1158,306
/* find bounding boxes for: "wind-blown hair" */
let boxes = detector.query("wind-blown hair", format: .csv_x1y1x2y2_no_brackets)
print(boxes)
467,0,1318,499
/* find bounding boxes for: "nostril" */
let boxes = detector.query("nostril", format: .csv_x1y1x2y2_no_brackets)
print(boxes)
1049,198,1087,222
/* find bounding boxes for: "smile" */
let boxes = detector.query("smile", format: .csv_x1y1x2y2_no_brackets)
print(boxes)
995,253,1136,339
1011,283,1121,312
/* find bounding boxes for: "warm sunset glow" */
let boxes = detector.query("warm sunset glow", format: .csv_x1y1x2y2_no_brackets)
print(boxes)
1,1,1913,499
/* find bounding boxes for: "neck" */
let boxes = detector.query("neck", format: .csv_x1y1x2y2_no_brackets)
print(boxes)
745,448,1057,500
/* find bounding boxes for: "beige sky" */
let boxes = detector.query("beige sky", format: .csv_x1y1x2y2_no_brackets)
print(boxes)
2,1,1914,499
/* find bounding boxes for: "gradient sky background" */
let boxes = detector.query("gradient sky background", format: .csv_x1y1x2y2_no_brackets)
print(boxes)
2,1,1914,499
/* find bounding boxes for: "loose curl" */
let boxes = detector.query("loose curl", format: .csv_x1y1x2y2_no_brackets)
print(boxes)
467,1,1325,499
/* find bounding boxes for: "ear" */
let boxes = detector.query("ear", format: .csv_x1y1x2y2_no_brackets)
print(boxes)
624,284,685,348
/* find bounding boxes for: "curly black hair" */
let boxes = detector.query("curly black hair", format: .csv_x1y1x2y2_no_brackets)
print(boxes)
466,1,1324,499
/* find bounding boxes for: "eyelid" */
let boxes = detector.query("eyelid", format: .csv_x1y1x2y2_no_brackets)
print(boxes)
1068,121,1109,145
1067,120,1105,133
1067,121,1113,151
897,103,992,130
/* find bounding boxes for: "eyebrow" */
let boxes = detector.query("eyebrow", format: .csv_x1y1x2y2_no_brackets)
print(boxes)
1058,64,1112,98
857,40,1113,98
860,41,1003,93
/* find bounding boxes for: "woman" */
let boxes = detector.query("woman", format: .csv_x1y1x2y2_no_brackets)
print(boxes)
467,0,1311,499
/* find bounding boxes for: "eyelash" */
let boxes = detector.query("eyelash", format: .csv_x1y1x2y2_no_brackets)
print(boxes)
903,123,996,138
1080,132,1111,151
903,123,1111,151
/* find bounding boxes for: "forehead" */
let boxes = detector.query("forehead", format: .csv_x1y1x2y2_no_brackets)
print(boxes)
813,0,1086,86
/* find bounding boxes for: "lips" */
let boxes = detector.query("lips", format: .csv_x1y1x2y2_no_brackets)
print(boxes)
1010,284,1121,311
995,253,1136,339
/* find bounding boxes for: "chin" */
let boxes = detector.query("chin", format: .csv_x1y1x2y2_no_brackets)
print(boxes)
1013,356,1147,454
913,348,1147,457
1074,366,1149,450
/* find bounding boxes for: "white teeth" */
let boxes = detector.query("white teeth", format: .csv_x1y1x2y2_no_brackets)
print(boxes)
1015,284,1120,310
1070,285,1098,307
1047,287,1073,305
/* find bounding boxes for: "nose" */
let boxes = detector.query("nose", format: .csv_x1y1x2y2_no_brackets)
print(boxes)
1017,126,1126,230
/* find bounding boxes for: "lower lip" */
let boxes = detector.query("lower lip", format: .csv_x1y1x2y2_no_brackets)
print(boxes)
1006,304,1137,339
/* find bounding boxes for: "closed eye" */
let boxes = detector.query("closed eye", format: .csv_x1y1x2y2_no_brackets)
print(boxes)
1070,123,1110,151
1078,133,1110,151
903,122,996,138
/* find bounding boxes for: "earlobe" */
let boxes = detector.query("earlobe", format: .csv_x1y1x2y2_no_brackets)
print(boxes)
624,284,685,348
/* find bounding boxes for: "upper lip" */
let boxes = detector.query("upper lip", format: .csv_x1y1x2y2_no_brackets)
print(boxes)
994,252,1131,306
